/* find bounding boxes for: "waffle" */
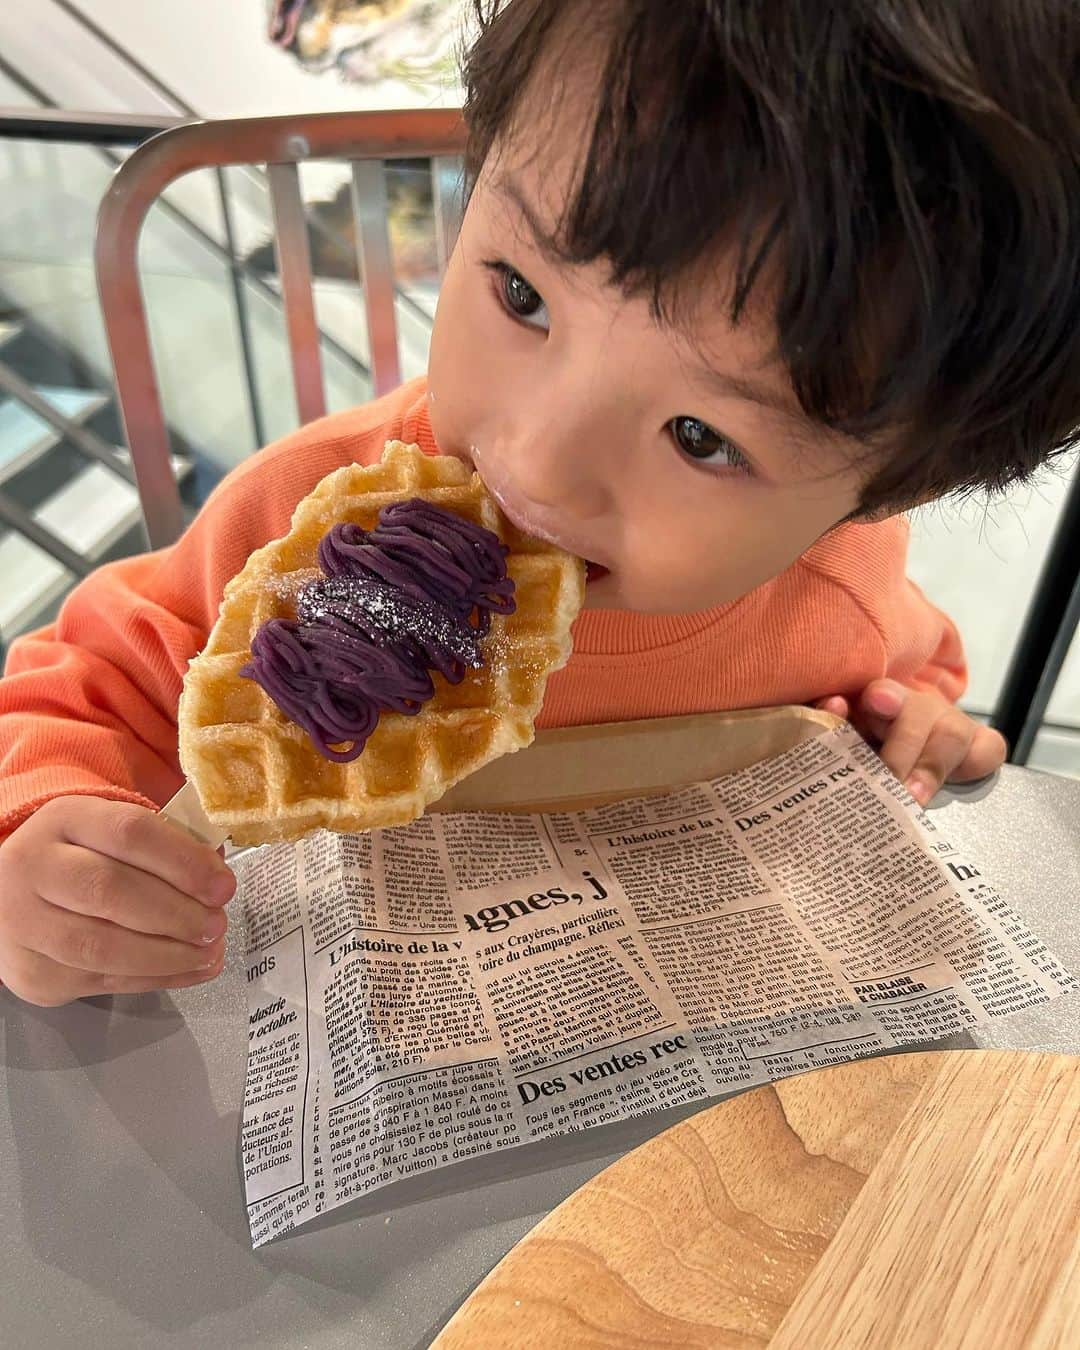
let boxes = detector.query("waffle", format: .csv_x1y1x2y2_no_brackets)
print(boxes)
178,442,585,845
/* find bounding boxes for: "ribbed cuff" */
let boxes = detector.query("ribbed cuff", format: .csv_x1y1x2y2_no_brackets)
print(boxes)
0,781,159,846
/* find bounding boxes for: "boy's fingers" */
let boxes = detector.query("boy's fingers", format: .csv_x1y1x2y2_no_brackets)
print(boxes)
18,905,225,978
945,725,1008,783
53,799,235,905
3,945,226,1008
96,944,228,995
875,696,942,784
860,679,907,721
101,957,228,996
39,844,228,948
846,679,910,746
905,709,977,805
816,695,850,719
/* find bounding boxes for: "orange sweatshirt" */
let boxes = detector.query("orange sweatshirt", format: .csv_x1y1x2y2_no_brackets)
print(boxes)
0,378,964,842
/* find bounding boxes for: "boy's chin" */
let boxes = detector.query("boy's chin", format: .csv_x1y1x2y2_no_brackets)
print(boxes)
581,572,672,612
582,581,612,610
582,566,618,609
582,571,736,614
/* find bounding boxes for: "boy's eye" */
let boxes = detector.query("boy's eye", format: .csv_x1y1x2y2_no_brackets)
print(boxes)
504,267,542,316
669,416,751,472
485,261,549,330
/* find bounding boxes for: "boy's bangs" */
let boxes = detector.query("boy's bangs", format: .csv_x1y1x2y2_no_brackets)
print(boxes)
464,0,1080,510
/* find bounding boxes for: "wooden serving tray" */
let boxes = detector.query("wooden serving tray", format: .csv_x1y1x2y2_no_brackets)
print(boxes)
435,704,839,815
432,1050,1080,1349
166,705,840,845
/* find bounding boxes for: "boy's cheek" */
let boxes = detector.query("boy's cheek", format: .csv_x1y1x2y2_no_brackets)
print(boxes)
608,538,773,614
618,505,805,613
427,269,491,455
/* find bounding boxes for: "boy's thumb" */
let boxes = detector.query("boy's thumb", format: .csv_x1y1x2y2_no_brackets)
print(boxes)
861,679,906,721
853,679,909,745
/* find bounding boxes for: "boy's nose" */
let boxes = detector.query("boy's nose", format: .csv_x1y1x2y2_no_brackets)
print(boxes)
498,397,616,518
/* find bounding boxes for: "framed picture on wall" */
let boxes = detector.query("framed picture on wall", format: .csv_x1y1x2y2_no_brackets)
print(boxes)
267,0,463,89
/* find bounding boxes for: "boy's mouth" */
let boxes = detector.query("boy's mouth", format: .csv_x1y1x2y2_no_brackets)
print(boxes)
461,447,612,585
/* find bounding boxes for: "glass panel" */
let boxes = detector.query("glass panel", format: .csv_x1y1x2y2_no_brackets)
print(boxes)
906,457,1080,718
141,166,264,485
0,529,76,643
0,134,151,641
0,125,445,649
293,159,437,407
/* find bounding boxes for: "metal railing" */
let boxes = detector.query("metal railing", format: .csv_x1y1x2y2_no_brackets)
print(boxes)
0,85,377,451
93,108,465,546
990,471,1080,759
0,105,179,145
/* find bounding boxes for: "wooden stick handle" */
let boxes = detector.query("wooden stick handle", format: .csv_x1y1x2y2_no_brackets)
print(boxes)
160,781,230,850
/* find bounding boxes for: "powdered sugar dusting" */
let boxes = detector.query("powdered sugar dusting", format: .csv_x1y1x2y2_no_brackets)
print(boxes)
298,574,484,668
241,502,517,760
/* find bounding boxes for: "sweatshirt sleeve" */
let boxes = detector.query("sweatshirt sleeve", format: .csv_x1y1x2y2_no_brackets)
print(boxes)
0,383,424,843
801,515,968,703
879,576,968,700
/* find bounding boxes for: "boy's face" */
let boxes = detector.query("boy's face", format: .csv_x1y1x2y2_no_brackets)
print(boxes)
428,119,869,614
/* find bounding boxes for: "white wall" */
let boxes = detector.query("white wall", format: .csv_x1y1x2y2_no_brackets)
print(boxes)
907,465,1079,724
3,0,465,119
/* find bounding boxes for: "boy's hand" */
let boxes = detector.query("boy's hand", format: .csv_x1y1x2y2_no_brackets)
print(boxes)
0,796,235,1007
818,679,1007,806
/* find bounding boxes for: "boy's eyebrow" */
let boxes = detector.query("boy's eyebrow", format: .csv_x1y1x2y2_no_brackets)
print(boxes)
493,175,563,260
692,364,832,459
693,366,793,415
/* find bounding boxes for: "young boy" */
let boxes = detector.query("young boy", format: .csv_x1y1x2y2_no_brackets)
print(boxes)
1,0,1075,1007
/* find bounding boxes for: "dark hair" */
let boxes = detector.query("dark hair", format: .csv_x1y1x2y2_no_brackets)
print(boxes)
463,0,1080,512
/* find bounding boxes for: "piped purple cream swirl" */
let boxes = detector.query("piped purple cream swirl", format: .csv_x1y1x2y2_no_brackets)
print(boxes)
240,499,516,761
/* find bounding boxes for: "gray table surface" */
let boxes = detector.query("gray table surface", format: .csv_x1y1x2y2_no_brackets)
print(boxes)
2,766,1078,1350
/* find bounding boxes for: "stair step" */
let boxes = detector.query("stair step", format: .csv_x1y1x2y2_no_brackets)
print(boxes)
0,450,192,640
0,533,72,639
0,385,110,481
4,435,190,513
0,318,197,638
37,386,106,419
4,438,99,509
0,319,22,352
83,398,125,448
1,463,144,639
0,321,97,392
35,461,142,556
